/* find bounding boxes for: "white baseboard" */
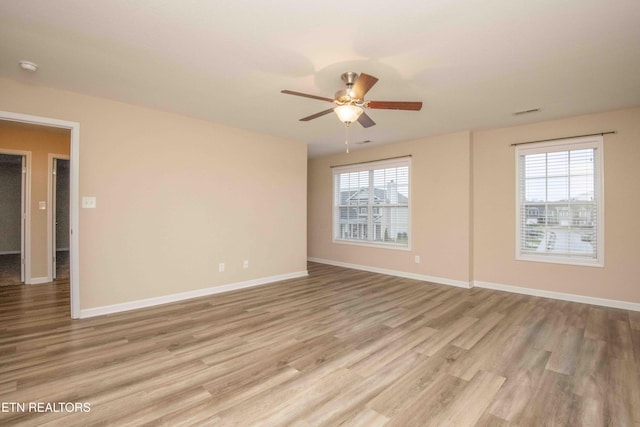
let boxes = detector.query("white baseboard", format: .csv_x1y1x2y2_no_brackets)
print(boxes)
307,257,640,312
307,257,472,289
0,250,20,255
474,280,640,312
29,277,50,285
79,270,309,319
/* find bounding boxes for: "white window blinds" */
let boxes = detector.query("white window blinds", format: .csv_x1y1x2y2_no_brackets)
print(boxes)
333,157,410,249
516,136,603,266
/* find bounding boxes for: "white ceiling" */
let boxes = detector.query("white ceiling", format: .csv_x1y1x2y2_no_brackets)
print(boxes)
1,0,639,157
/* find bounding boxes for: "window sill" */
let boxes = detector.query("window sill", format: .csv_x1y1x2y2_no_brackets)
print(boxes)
516,253,603,268
333,239,411,251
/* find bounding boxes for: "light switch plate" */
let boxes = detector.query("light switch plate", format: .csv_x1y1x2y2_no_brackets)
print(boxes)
82,196,97,209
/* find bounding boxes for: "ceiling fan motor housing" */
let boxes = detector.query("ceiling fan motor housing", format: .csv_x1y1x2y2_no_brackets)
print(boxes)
335,89,353,104
336,72,360,104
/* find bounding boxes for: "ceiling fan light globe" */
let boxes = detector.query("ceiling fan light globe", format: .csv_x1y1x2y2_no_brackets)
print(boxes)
335,105,363,124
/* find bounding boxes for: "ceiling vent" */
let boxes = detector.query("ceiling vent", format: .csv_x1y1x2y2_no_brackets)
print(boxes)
512,108,541,116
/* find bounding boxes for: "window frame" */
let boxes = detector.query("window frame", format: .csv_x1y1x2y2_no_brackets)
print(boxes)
332,157,411,251
515,135,604,267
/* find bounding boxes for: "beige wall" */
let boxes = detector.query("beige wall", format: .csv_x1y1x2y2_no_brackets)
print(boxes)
0,123,70,279
308,107,640,304
473,107,640,303
308,132,473,284
0,77,307,310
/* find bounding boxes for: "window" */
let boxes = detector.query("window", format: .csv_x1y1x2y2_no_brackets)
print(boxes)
516,135,603,266
333,157,410,249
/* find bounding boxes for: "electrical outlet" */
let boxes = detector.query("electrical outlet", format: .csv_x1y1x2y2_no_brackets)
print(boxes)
414,255,421,264
219,262,225,272
243,260,249,269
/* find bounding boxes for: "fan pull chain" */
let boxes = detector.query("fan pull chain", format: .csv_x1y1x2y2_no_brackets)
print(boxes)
344,124,350,154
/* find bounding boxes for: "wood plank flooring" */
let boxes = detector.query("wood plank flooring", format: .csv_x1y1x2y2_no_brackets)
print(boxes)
1,262,639,426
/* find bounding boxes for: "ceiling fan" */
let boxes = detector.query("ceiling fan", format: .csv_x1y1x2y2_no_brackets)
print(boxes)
281,72,422,128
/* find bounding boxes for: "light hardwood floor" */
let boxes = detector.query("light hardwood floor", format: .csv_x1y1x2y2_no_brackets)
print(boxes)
1,262,639,426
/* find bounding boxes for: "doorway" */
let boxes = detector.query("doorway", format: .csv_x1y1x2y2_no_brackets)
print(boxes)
0,110,80,318
0,152,27,286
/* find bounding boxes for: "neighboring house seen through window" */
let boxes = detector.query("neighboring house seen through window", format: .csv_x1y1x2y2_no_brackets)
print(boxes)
516,135,603,266
333,157,410,249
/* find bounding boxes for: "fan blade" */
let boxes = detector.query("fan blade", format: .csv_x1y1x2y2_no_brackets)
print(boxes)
300,108,335,121
357,112,376,128
367,101,423,111
281,90,334,103
351,73,378,99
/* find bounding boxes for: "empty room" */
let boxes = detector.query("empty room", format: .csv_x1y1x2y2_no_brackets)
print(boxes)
1,1,639,426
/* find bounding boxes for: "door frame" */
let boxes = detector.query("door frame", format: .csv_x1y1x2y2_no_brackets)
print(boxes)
48,154,70,282
0,149,31,284
0,110,80,319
